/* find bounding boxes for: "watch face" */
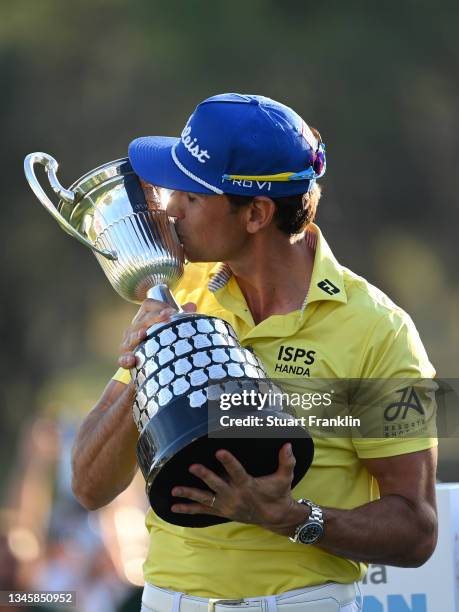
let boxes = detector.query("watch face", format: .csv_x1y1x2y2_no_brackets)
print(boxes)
298,521,323,545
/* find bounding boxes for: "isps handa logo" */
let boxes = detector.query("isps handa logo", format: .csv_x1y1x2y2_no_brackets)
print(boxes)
274,345,316,377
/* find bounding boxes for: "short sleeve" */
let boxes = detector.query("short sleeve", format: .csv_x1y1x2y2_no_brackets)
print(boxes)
352,310,437,458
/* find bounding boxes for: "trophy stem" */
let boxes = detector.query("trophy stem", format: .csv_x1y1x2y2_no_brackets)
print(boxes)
147,284,182,312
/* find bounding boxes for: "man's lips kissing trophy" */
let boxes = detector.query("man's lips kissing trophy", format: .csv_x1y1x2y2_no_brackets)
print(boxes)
24,153,314,527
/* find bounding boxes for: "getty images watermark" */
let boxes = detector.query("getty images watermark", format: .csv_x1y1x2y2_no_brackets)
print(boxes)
217,388,360,429
207,377,451,439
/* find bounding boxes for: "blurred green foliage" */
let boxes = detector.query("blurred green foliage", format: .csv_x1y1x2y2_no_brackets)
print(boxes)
1,0,458,491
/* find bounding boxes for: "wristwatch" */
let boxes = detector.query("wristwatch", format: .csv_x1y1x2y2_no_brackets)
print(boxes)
289,499,324,545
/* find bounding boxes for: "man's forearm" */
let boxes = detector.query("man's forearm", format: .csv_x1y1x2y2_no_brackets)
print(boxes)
71,381,139,510
273,495,437,567
321,495,437,566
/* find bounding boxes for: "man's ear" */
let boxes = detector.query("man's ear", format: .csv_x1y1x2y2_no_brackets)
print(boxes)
245,196,276,234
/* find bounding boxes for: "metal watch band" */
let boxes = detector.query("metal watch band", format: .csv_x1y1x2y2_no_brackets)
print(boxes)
289,498,324,545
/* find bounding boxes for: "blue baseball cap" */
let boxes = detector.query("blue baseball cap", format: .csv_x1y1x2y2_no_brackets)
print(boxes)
128,93,326,198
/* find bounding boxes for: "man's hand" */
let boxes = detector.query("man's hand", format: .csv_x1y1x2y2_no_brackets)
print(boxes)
171,443,309,536
118,300,197,369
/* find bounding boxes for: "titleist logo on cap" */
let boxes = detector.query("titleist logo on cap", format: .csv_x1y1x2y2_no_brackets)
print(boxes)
180,124,210,163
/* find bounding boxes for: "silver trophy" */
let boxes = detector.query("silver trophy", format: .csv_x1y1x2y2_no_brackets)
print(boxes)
24,152,314,527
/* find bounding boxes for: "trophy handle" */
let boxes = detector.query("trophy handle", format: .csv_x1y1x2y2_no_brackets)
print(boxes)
24,152,117,261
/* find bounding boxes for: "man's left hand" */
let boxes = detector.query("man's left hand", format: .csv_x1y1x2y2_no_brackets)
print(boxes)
171,443,308,536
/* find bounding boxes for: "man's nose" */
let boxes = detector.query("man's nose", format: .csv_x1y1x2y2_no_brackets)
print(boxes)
166,190,184,219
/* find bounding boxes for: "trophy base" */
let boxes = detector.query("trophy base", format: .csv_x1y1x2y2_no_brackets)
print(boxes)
136,397,314,528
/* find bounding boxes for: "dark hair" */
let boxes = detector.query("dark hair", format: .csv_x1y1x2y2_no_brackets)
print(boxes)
226,183,322,236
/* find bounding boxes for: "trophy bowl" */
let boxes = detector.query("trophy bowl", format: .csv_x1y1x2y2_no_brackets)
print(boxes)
24,152,314,527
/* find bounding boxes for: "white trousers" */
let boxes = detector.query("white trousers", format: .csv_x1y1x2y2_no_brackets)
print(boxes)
140,581,362,611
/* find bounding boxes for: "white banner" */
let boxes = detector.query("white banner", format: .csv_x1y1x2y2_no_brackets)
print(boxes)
360,483,459,611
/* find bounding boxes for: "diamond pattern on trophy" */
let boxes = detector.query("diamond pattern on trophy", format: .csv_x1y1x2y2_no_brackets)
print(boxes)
176,322,196,338
159,328,177,346
174,338,193,356
146,378,159,397
190,368,208,387
158,367,174,387
223,379,244,394
229,348,245,363
227,363,244,378
211,333,226,346
211,348,229,363
131,314,284,448
196,319,214,334
137,370,146,387
193,334,212,349
257,380,271,395
145,337,160,358
192,352,211,368
136,351,146,369
208,364,226,379
136,389,148,410
133,401,141,427
189,389,207,408
146,399,159,418
213,319,229,335
140,411,150,429
244,364,259,378
207,383,224,401
253,354,265,369
174,357,193,375
240,379,257,394
145,359,159,377
173,377,191,396
226,326,238,340
158,347,175,365
158,387,173,407
245,351,258,366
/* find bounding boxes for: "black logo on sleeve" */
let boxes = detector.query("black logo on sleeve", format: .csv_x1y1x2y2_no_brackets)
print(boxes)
384,387,425,421
318,279,340,295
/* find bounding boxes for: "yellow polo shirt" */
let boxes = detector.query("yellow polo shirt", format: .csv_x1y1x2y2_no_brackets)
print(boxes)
113,224,436,599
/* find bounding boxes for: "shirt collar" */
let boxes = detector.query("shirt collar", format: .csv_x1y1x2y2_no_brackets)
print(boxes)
306,224,347,305
207,223,347,306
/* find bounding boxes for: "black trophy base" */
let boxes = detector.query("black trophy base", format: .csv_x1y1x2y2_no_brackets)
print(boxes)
136,397,314,528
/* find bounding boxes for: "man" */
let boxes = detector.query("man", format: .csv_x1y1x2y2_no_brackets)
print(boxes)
71,94,438,611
